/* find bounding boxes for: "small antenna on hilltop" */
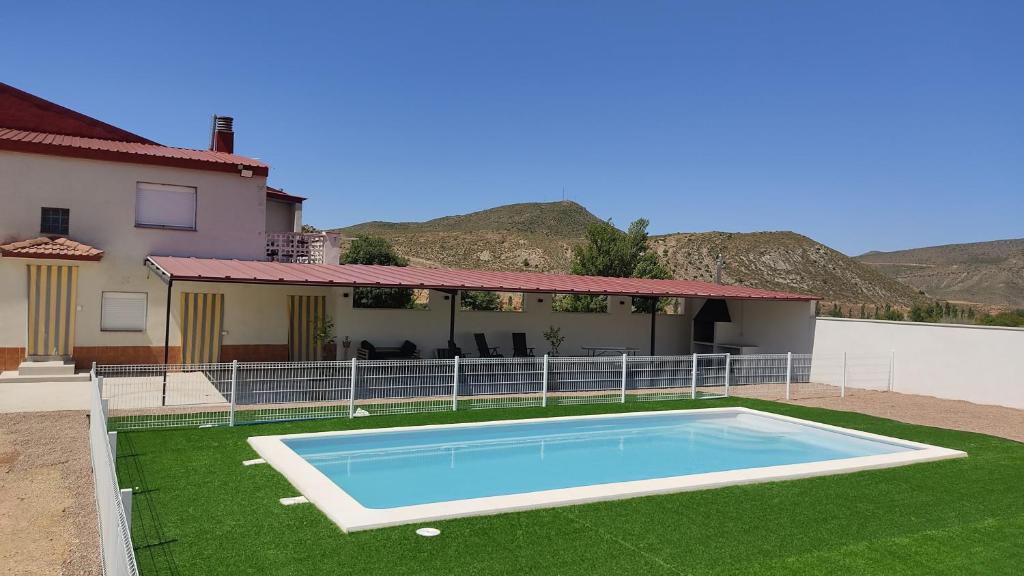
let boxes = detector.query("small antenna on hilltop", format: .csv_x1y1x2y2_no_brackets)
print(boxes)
561,185,566,201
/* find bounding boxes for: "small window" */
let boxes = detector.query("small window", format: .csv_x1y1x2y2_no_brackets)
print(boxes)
101,292,148,331
136,182,197,229
40,207,70,236
551,294,608,313
631,296,685,314
460,291,523,312
353,288,429,310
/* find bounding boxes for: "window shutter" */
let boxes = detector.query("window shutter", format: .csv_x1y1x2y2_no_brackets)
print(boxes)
101,292,148,331
136,183,196,229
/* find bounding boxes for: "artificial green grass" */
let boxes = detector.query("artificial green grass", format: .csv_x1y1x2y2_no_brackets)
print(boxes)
116,399,1024,575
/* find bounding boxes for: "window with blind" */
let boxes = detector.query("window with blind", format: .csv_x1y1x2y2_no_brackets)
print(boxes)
100,292,148,331
135,182,197,229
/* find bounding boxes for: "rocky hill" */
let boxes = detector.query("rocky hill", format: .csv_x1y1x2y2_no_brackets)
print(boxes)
856,239,1024,309
332,201,924,307
333,201,602,272
650,231,923,307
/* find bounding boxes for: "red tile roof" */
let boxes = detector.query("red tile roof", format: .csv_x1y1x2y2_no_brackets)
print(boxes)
0,128,269,176
0,83,269,176
146,256,817,301
0,82,153,143
1,237,104,261
267,185,306,203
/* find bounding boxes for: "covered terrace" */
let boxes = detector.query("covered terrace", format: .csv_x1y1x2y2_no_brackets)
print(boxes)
143,256,818,364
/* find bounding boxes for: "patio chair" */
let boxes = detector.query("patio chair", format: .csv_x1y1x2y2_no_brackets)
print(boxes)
435,340,465,359
358,339,420,360
512,332,535,357
474,333,503,358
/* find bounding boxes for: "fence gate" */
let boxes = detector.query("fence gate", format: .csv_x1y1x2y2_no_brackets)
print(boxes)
180,292,224,364
288,295,327,361
26,264,78,357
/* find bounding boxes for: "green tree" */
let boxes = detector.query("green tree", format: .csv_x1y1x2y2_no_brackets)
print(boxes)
460,290,502,311
554,219,670,313
342,236,415,308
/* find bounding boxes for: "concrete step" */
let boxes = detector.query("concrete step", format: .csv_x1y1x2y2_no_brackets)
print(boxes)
0,371,91,384
17,360,77,377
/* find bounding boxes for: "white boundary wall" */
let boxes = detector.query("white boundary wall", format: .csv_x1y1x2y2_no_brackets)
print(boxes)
812,318,1024,409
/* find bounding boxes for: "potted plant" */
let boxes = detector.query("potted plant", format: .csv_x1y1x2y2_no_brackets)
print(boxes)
313,315,337,360
543,325,565,356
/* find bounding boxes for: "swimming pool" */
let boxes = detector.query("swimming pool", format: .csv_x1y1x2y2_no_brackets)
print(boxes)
248,408,965,531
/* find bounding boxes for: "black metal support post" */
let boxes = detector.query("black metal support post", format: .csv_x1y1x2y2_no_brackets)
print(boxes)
448,290,458,345
649,296,658,356
161,279,173,406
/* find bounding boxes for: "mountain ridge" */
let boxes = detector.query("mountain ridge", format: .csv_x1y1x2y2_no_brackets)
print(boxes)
331,201,927,307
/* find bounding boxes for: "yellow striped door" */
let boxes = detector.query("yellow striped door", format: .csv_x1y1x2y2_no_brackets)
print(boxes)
180,293,224,365
288,295,326,361
26,264,78,357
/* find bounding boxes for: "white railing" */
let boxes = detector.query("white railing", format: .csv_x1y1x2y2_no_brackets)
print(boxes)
96,353,892,431
266,232,340,264
89,375,139,576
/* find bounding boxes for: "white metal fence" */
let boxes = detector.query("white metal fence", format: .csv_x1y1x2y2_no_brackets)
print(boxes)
89,373,139,575
96,352,892,431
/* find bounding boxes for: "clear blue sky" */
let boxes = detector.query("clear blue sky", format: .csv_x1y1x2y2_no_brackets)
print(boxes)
5,1,1022,255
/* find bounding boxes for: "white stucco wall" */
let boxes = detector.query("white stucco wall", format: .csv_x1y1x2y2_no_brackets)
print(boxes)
333,291,689,357
266,198,300,234
688,298,816,354
0,151,269,263
812,318,1024,409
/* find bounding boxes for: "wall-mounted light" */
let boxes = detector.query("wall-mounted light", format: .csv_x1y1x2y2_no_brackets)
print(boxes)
342,292,349,298
619,300,625,305
537,298,544,303
443,295,450,301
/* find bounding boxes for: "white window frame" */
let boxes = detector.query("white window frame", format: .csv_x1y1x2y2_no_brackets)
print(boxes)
100,292,148,332
135,182,197,230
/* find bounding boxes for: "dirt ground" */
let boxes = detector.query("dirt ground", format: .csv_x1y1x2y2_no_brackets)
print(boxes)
787,389,1024,443
0,411,101,576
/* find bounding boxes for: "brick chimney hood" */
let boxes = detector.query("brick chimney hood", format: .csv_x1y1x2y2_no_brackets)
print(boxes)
209,115,234,154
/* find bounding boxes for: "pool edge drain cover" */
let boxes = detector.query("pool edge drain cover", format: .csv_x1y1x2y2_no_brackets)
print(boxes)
416,527,441,537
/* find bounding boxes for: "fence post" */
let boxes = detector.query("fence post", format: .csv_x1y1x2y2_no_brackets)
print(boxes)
90,361,97,380
841,352,847,398
348,358,358,418
888,350,895,392
120,488,133,532
452,356,460,411
108,431,118,460
724,353,731,397
785,352,793,400
541,354,549,407
690,354,698,399
96,375,104,398
229,359,238,426
620,354,628,403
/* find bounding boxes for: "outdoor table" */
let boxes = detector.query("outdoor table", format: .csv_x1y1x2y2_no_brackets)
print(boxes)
581,346,640,357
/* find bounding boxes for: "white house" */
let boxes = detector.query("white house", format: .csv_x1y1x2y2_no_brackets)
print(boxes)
0,82,818,378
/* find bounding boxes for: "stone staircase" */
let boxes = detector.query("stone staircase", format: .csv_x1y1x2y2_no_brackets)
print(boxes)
0,359,91,384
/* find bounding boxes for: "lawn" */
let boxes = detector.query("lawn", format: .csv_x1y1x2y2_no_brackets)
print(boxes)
116,398,1024,576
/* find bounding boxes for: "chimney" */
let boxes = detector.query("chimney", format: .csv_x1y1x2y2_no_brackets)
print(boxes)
210,115,234,154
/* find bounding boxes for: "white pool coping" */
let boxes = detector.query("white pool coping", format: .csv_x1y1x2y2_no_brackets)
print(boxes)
247,407,966,532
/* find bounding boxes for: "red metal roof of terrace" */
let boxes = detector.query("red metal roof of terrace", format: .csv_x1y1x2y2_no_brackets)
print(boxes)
146,256,818,301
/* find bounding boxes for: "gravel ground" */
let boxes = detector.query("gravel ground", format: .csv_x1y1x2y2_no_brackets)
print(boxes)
787,389,1024,443
0,411,101,576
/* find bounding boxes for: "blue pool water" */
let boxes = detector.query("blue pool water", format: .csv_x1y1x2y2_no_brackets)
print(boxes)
283,411,916,509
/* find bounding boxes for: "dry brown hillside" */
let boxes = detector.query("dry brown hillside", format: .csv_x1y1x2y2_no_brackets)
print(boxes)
856,239,1024,308
332,202,925,307
651,232,923,307
333,201,602,272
